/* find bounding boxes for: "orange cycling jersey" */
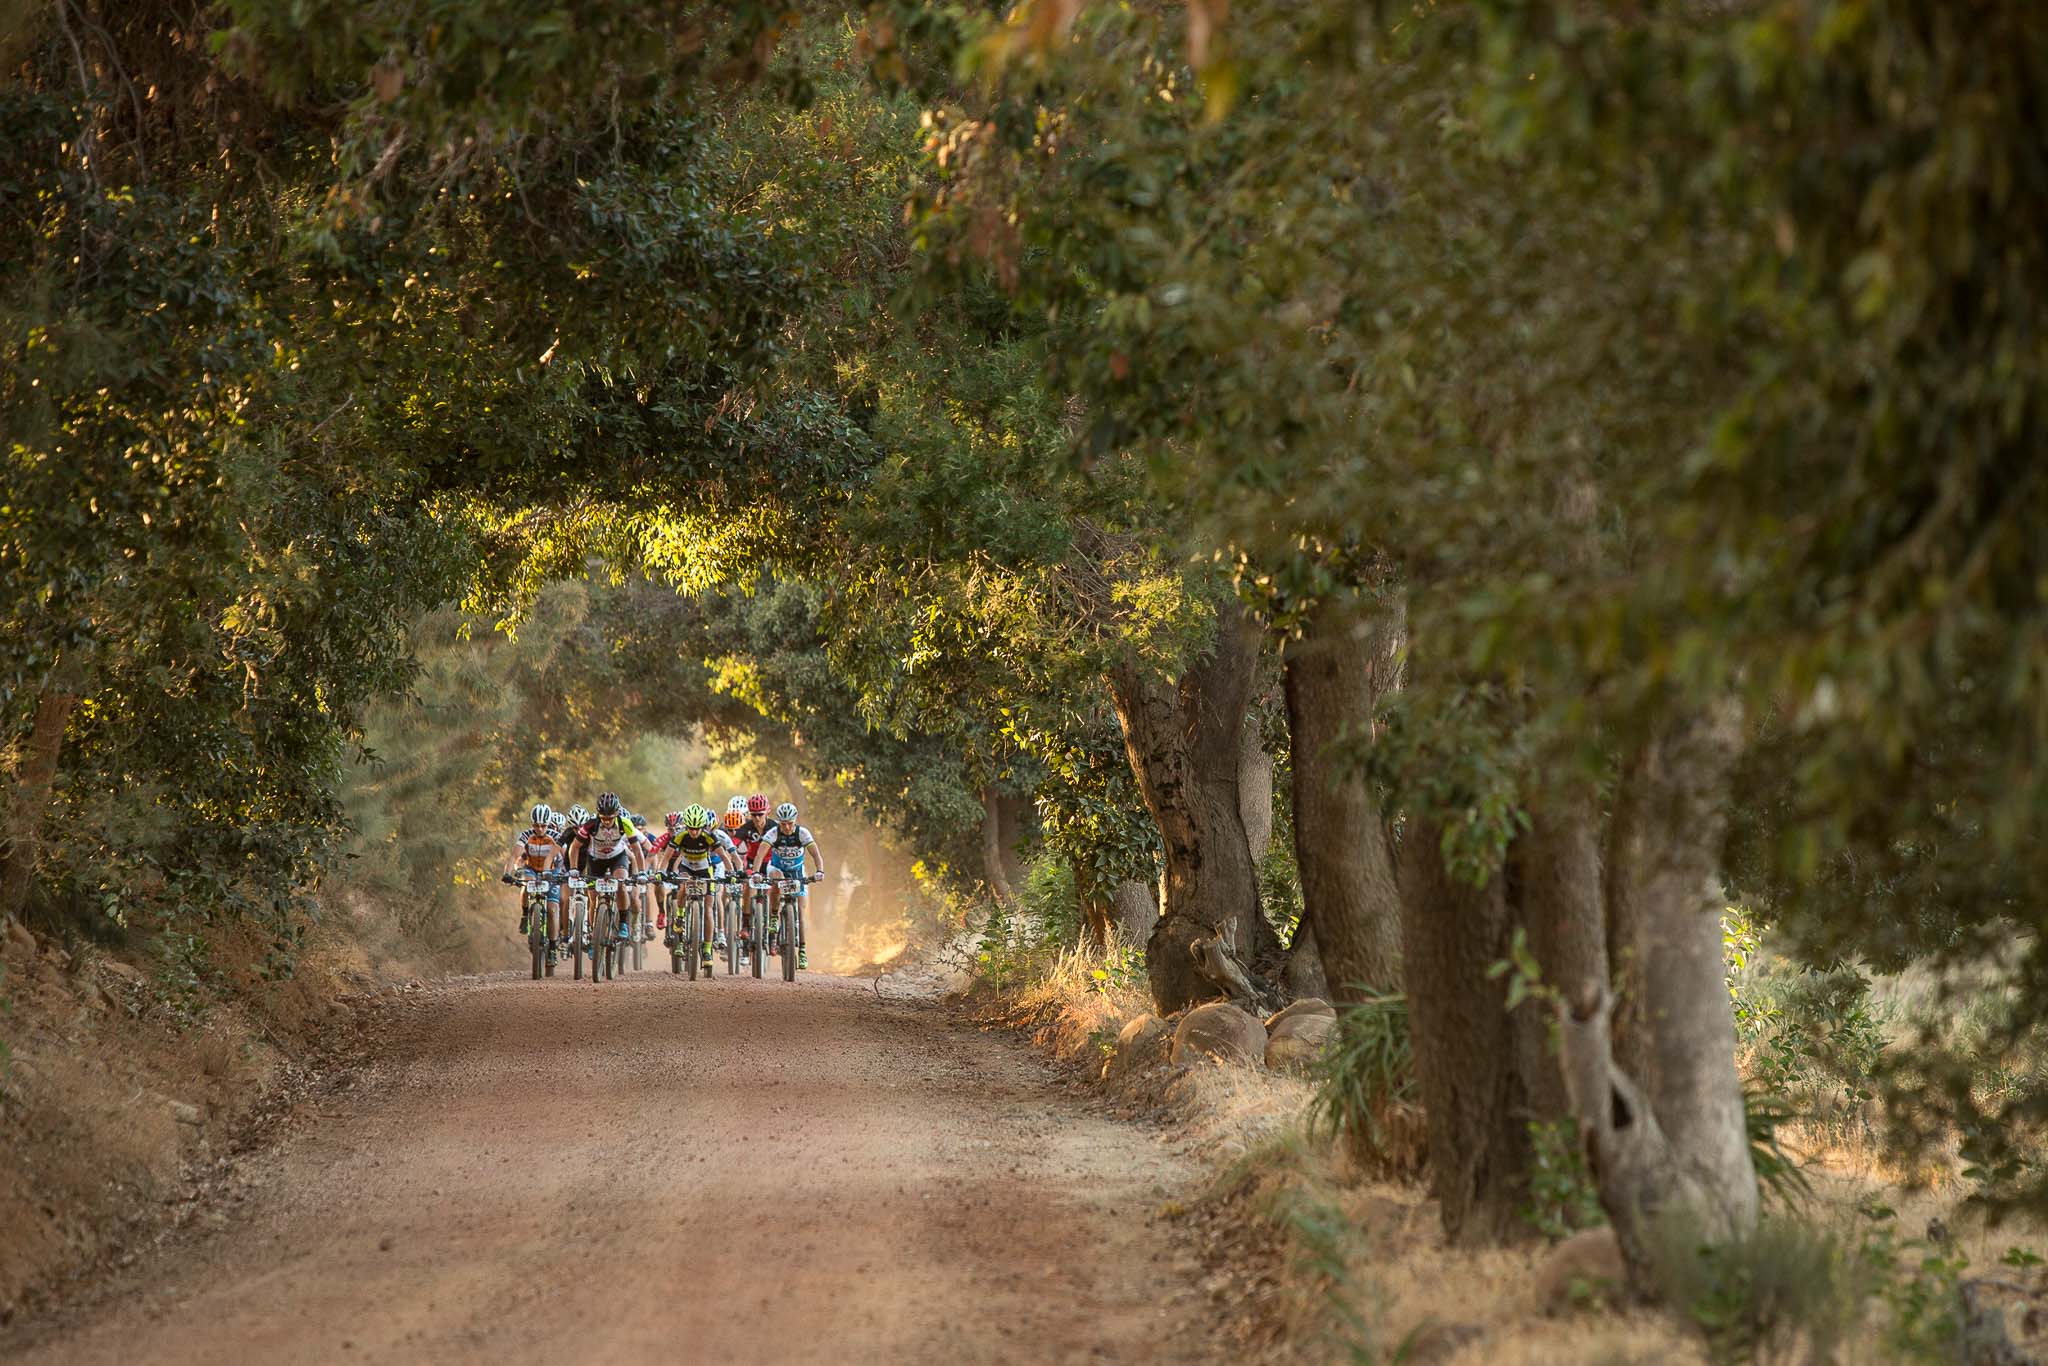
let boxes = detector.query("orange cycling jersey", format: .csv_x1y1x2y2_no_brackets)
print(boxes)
517,829,565,872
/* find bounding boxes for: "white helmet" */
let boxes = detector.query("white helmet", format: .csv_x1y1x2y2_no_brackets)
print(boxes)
546,813,567,837
775,802,799,822
726,795,748,815
530,803,553,828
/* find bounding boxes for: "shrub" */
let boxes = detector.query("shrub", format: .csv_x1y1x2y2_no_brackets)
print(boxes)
1523,1117,1605,1240
1310,991,1424,1174
1656,1215,1867,1365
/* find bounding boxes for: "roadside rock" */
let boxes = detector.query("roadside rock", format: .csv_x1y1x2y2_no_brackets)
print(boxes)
1170,1002,1267,1069
1404,1320,1485,1364
1263,1002,1336,1074
1265,997,1335,1033
1103,1013,1172,1081
1264,1033,1323,1075
169,1100,205,1127
1533,1227,1626,1314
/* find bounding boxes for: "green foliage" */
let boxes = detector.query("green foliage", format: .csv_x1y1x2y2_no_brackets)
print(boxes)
1258,836,1304,942
1090,942,1146,997
1310,992,1416,1159
1522,1119,1604,1243
1728,912,1889,1148
1014,854,1081,949
1659,1215,1869,1366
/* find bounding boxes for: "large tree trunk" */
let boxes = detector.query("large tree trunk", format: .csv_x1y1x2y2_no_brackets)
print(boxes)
1,652,87,926
1107,604,1273,1013
1238,714,1274,864
981,784,1017,906
1077,857,1111,950
1566,702,1757,1289
1399,823,1544,1243
996,792,1030,893
1511,791,1609,1121
1110,879,1157,944
1281,908,1331,1000
1284,595,1402,999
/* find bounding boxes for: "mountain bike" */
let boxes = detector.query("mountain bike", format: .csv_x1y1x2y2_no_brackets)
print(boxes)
586,872,633,982
662,870,725,979
742,874,773,979
620,871,654,973
564,874,588,979
770,872,824,982
723,876,750,977
510,869,568,980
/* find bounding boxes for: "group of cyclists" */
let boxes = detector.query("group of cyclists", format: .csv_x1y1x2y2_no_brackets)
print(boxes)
501,790,825,973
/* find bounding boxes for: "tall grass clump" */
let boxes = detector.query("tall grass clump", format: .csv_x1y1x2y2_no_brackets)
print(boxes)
1310,991,1425,1175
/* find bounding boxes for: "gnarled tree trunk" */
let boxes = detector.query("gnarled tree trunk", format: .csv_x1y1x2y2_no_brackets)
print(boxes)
1566,702,1757,1290
1284,594,1402,998
1107,604,1273,1013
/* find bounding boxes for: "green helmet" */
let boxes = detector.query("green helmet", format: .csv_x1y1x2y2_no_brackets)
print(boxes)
681,803,712,830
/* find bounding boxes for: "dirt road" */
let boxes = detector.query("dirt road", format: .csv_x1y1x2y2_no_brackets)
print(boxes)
3,963,1223,1365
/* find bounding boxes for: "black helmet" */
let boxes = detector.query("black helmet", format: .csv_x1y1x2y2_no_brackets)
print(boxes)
596,791,621,817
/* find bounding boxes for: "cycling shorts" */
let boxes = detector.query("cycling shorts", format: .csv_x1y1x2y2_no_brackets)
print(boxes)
584,851,631,880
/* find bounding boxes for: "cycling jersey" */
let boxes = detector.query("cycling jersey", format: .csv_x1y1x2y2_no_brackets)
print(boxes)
514,827,565,873
655,827,732,872
729,819,772,868
764,825,816,873
575,816,640,861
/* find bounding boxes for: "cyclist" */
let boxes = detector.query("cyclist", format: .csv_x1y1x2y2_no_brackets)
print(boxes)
501,803,566,947
624,809,658,940
727,795,775,962
653,805,735,969
716,800,748,947
565,792,644,941
748,801,824,970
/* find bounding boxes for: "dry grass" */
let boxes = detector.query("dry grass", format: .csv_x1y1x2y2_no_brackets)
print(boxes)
970,941,2048,1365
0,907,390,1320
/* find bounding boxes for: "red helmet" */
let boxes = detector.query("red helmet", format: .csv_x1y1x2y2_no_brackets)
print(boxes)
746,794,769,815
665,810,684,829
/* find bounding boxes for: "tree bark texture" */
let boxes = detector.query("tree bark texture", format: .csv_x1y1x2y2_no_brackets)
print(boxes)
1238,714,1274,864
1280,907,1331,1001
1,653,86,927
982,784,1016,906
1568,702,1757,1285
1398,821,1539,1244
996,792,1030,893
1107,605,1274,1013
1284,595,1402,999
1077,857,1111,950
1110,879,1157,944
1509,792,1610,1121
